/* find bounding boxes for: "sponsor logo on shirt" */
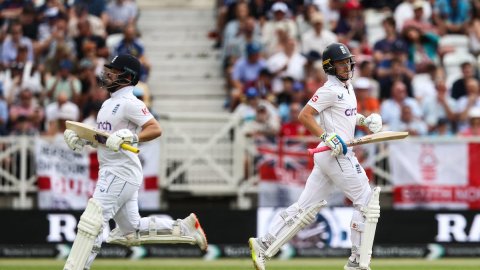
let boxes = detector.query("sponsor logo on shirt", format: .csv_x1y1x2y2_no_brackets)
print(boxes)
112,104,120,115
337,93,344,101
345,107,357,116
97,121,112,131
141,107,150,115
311,95,318,102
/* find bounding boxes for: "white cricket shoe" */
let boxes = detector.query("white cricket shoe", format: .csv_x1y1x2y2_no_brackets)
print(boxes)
182,213,208,251
249,237,266,270
344,259,371,270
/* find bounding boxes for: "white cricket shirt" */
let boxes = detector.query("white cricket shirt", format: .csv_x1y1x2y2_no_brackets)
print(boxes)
307,75,357,144
96,86,153,185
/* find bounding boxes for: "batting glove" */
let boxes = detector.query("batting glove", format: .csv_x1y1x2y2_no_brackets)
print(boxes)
321,132,347,157
356,113,382,133
106,129,138,152
64,129,86,153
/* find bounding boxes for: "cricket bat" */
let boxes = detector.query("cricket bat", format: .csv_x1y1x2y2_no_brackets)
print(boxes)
65,120,140,153
308,131,409,155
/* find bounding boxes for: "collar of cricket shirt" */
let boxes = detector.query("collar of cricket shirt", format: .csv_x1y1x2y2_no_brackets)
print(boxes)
110,86,135,98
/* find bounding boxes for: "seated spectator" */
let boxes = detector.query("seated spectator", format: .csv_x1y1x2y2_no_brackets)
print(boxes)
459,107,480,136
261,2,297,57
9,89,44,135
430,117,454,136
354,59,379,99
451,62,479,100
77,58,97,111
267,37,307,93
301,12,337,56
433,0,471,35
38,16,77,65
1,21,34,66
402,1,438,34
295,2,319,36
68,3,106,38
81,40,107,77
105,0,137,34
354,77,379,117
333,1,366,46
230,42,267,111
373,17,402,64
395,104,428,136
74,0,108,25
468,0,480,55
305,61,326,98
46,59,81,103
222,1,252,52
422,79,457,133
378,58,414,100
74,19,108,59
234,87,280,137
3,56,43,104
223,17,261,68
456,78,480,130
280,102,310,137
380,80,422,130
114,24,150,82
402,25,440,74
394,0,432,33
45,93,80,135
0,85,8,136
82,100,102,127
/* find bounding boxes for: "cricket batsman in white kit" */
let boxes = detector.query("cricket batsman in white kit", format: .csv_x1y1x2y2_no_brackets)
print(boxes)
249,43,382,270
62,54,208,270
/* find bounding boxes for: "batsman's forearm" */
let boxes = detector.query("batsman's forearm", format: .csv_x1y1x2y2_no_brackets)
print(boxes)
138,119,162,142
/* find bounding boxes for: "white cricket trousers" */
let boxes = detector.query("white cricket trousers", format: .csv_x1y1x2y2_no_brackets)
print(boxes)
83,169,174,269
266,150,372,257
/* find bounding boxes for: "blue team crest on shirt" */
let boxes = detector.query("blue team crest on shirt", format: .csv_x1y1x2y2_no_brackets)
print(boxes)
112,104,120,115
337,93,344,101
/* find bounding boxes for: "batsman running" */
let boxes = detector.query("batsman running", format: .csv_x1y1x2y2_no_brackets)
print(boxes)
249,43,382,270
62,54,207,270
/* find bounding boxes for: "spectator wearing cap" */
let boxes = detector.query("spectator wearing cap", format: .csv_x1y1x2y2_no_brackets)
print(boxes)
1,22,34,67
421,78,457,133
266,37,307,93
354,77,380,117
394,0,432,33
114,24,150,82
235,86,280,137
9,89,44,135
261,2,298,57
105,0,138,35
46,59,81,103
459,107,480,136
450,62,479,100
230,42,267,111
402,24,440,74
433,0,471,35
333,0,366,45
301,12,337,56
403,1,438,34
44,92,80,135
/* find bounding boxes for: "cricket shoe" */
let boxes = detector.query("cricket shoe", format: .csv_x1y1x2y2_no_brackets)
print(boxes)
249,237,267,270
344,259,371,270
182,213,208,251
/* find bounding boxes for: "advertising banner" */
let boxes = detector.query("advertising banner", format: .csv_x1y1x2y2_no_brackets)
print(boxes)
35,136,161,210
390,141,480,209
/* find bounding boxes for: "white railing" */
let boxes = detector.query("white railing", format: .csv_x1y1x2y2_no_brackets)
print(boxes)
2,113,480,209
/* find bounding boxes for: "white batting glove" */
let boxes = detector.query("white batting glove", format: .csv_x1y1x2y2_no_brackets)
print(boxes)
363,113,382,133
64,129,86,153
321,132,347,157
106,129,138,152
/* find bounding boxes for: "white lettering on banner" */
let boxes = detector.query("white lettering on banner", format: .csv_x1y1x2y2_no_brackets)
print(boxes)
47,214,77,242
435,214,480,242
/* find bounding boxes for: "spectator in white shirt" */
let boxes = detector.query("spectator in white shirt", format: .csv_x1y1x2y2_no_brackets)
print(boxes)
301,12,337,56
380,80,422,130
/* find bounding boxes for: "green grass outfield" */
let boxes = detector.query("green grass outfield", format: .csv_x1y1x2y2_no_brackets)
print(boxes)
1,258,480,270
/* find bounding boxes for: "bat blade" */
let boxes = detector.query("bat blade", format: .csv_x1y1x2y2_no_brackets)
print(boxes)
65,121,139,153
307,131,409,155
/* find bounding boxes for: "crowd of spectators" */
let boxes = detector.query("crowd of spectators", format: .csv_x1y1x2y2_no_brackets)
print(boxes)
0,0,151,137
214,0,480,138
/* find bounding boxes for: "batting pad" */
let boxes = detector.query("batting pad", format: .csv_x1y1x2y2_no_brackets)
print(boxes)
64,199,103,270
359,187,381,269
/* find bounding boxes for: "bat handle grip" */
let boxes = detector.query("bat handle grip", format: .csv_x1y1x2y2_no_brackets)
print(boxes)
307,146,330,155
121,143,140,153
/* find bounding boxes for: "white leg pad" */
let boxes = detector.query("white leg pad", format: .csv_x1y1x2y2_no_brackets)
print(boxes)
264,200,327,258
107,217,196,246
359,187,381,269
64,199,103,270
